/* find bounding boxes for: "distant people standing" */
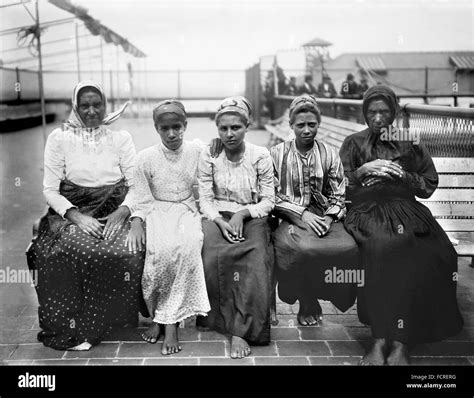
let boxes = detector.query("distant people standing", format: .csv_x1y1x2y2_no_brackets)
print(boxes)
358,78,370,98
263,71,276,119
317,75,337,98
298,74,318,95
286,76,298,96
276,66,288,95
340,73,359,99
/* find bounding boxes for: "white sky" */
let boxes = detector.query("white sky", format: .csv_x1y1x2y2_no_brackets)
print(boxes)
1,0,473,71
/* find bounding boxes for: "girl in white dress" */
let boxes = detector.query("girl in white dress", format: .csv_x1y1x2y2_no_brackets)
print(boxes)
124,100,211,355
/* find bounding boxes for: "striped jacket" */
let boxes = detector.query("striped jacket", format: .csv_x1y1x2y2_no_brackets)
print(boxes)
270,139,346,221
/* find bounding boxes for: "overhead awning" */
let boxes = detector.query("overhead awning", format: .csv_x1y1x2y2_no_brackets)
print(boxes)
48,0,146,58
356,56,386,73
449,55,474,71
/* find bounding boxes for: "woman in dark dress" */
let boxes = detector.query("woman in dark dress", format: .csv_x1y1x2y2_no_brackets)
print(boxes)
339,85,463,365
198,96,275,359
27,81,145,350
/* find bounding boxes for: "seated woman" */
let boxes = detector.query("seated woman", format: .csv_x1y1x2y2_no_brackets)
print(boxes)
124,100,211,355
198,96,275,359
339,85,464,365
271,95,359,326
27,80,144,351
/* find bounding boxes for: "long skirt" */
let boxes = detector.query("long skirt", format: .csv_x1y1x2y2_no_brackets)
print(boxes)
274,220,359,312
142,200,210,324
27,180,145,350
202,214,273,345
344,198,464,344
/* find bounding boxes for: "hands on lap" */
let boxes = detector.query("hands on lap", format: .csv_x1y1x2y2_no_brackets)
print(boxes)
301,210,333,237
215,209,250,244
358,159,405,187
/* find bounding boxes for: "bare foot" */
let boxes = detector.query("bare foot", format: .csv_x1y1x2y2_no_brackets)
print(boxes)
387,341,410,366
230,336,251,359
161,324,182,355
141,322,162,344
68,342,92,351
359,338,388,366
196,315,210,331
297,299,322,326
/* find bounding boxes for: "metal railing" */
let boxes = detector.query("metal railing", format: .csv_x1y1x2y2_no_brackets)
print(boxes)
271,95,473,158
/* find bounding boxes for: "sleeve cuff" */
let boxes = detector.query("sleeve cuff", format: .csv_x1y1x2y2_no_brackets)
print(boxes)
324,205,345,221
130,210,147,222
61,205,78,219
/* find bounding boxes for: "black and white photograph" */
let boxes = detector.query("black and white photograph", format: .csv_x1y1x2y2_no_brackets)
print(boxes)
0,0,473,393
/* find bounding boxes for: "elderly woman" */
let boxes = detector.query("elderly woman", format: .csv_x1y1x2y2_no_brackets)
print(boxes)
339,85,463,365
125,100,211,355
271,95,359,326
27,80,144,351
198,96,275,359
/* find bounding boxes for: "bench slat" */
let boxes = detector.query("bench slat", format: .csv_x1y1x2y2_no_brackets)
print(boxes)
432,158,474,174
421,189,473,202
438,175,474,188
422,202,474,217
435,219,474,232
322,116,366,131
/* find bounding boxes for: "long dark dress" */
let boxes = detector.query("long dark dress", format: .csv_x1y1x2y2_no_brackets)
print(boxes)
201,213,273,345
339,129,463,344
27,179,145,349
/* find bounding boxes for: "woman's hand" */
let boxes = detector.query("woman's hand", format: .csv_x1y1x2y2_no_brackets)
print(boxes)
358,159,403,181
228,212,246,241
99,206,131,240
214,217,239,244
209,138,224,158
125,218,146,253
301,210,332,237
65,208,103,239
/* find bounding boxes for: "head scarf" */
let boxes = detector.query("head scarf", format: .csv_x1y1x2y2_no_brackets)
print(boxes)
152,99,187,123
288,94,321,125
215,96,252,125
362,84,398,126
360,85,402,163
63,80,130,130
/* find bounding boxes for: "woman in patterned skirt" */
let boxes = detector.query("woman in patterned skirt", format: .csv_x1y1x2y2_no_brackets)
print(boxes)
27,80,144,351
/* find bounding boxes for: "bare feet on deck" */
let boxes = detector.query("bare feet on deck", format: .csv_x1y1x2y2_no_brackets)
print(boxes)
141,322,162,344
230,336,251,359
387,341,410,365
162,323,182,355
68,342,92,351
359,338,388,366
297,299,323,326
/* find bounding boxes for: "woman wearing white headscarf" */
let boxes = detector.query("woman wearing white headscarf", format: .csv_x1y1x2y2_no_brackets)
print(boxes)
27,80,144,351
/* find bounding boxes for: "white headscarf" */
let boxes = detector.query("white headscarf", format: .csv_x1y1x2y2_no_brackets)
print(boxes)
64,80,131,130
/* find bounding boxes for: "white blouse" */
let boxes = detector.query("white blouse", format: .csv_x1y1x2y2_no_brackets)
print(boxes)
43,127,136,217
198,141,275,221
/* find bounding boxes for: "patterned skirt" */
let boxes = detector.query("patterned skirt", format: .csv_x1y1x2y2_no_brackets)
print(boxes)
27,179,145,350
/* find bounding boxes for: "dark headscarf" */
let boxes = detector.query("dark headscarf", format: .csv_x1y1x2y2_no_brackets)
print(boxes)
362,84,398,126
360,85,402,163
288,94,321,125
